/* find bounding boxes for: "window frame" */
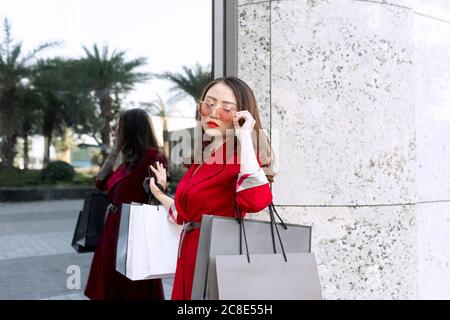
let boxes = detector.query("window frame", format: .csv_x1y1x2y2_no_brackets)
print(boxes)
212,0,238,78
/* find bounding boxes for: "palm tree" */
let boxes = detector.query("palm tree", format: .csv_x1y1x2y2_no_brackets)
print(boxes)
0,18,58,168
155,63,211,118
31,58,97,164
140,94,176,159
33,59,72,164
79,44,149,160
15,86,43,169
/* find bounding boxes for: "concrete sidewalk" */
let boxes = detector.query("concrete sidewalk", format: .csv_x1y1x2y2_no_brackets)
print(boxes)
0,200,173,300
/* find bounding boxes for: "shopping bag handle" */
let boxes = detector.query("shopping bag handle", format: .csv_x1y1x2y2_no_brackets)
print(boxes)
234,201,288,256
143,162,167,207
268,203,288,255
268,203,288,262
234,201,288,263
143,177,166,206
269,202,288,230
234,201,251,263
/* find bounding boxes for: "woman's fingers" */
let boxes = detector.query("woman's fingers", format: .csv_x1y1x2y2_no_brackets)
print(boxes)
149,176,155,190
149,164,159,175
233,112,244,128
233,116,240,129
234,111,253,123
234,111,255,131
150,163,167,190
150,165,163,181
156,161,167,179
149,177,162,195
156,161,163,173
235,110,251,117
150,177,163,191
151,163,164,175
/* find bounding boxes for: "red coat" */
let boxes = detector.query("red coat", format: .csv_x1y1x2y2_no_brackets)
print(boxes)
84,148,167,300
170,142,272,300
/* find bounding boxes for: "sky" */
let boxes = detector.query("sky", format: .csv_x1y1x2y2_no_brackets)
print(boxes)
0,0,212,118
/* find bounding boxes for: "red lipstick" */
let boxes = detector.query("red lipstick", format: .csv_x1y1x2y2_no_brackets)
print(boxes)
207,121,219,128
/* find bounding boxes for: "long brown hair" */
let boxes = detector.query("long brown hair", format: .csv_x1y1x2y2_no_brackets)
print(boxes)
117,108,159,169
192,76,277,181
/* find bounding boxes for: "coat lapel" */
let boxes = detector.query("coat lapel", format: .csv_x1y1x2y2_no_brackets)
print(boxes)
189,161,225,187
176,140,237,220
174,160,225,221
184,139,233,191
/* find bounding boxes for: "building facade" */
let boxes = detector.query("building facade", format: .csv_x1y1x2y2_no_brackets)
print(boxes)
235,0,450,299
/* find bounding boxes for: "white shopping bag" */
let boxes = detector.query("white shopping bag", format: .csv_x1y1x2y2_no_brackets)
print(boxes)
116,203,181,280
215,253,322,300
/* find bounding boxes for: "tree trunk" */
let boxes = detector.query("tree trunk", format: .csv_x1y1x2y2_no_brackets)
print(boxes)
98,91,112,163
22,118,32,170
43,113,54,165
44,134,52,165
162,116,169,159
0,91,18,168
0,134,18,168
23,134,29,170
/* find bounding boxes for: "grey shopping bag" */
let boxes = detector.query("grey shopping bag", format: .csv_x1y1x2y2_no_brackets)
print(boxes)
115,203,131,276
215,253,322,300
191,205,312,300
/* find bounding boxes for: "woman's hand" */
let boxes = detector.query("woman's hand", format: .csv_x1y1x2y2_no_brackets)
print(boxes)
97,142,120,181
148,161,167,198
110,126,120,155
109,143,119,157
233,111,261,173
233,110,256,140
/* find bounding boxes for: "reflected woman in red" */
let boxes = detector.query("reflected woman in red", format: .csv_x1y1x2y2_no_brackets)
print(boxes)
85,108,167,300
149,76,276,300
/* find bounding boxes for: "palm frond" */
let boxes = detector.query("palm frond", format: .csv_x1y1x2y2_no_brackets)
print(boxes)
22,41,61,63
155,63,211,104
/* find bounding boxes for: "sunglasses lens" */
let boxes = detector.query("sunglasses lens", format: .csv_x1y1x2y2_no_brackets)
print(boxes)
218,109,233,122
199,102,210,117
198,101,235,122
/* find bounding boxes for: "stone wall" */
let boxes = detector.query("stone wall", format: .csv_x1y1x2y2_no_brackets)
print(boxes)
237,0,450,299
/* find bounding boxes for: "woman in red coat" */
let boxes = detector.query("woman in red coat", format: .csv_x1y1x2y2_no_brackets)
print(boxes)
84,108,167,300
149,76,275,300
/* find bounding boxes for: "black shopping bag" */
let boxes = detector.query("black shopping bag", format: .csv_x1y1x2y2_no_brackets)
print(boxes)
71,191,111,253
